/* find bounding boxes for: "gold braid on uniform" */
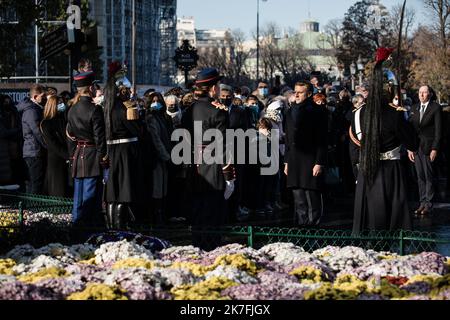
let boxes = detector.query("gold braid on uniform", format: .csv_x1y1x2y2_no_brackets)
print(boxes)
388,103,407,112
349,126,361,148
211,101,229,112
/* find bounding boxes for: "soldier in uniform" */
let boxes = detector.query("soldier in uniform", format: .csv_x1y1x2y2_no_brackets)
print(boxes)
103,61,144,230
182,68,236,250
66,71,107,227
353,48,418,234
349,95,365,181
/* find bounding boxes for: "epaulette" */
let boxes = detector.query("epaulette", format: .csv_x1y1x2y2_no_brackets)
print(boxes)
352,106,362,113
211,101,228,112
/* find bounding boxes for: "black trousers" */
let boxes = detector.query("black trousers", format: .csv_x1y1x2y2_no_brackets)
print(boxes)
292,189,323,226
24,157,45,194
192,190,226,250
414,150,435,209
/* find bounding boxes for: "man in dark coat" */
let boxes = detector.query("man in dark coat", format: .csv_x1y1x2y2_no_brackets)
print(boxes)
0,95,21,185
284,82,328,226
182,68,235,250
219,84,250,221
408,85,442,215
17,84,47,194
66,71,107,226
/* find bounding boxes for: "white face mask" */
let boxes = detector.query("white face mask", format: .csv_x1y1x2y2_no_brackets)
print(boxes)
393,99,399,106
94,95,105,106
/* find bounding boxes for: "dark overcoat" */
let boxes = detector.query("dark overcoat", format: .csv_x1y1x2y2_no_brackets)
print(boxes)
40,113,70,196
409,102,442,155
284,98,328,191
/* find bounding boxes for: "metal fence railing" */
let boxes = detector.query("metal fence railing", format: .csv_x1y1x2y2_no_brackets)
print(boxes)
1,192,450,255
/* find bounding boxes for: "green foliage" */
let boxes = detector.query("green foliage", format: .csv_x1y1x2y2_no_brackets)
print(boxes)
0,1,39,76
337,0,393,69
0,0,102,80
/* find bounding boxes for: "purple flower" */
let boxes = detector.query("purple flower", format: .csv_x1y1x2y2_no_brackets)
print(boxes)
0,281,63,300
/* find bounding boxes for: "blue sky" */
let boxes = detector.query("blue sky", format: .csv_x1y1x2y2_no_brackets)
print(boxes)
177,0,427,38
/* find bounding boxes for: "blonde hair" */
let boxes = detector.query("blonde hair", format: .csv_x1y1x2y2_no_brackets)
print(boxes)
68,86,91,107
43,95,58,120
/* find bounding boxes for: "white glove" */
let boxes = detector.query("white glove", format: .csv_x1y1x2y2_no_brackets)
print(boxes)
224,180,235,200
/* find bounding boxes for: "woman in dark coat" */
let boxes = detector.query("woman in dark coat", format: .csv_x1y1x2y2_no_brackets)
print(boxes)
353,48,418,234
145,92,173,225
103,63,144,230
40,95,70,197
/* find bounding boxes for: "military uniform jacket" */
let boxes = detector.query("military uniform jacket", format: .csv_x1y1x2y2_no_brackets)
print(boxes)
284,98,328,190
67,96,107,178
184,96,232,192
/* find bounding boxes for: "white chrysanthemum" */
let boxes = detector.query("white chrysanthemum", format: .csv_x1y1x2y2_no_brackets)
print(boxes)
150,267,199,287
318,246,378,272
205,265,258,285
12,255,65,275
159,246,204,260
94,240,154,265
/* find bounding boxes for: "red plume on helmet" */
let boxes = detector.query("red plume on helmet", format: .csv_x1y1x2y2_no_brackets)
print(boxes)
108,61,122,78
376,47,394,64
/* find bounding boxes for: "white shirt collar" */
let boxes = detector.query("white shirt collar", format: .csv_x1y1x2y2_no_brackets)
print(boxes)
421,101,430,108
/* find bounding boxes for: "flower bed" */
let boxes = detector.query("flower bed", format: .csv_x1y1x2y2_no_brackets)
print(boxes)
1,240,449,300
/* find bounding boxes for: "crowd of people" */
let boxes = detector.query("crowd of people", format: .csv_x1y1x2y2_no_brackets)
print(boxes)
1,55,450,240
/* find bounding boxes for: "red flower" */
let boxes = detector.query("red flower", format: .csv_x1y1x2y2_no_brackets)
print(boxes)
376,47,394,63
385,276,408,286
108,61,122,77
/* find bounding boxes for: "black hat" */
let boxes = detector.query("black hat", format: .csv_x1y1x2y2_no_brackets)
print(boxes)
74,71,95,88
195,68,223,87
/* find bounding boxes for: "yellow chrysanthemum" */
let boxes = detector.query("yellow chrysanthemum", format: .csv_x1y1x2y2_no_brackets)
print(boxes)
213,254,259,275
366,278,410,299
170,277,237,300
0,259,16,276
18,267,68,284
170,262,214,277
78,258,97,265
304,283,359,300
112,258,156,270
67,283,128,300
289,266,327,283
405,274,440,285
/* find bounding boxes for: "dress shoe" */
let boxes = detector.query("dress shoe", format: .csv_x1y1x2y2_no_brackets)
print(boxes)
264,204,274,214
272,201,285,211
420,208,432,216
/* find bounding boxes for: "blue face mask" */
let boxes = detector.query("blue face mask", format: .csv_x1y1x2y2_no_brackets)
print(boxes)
151,102,163,111
249,104,259,115
259,88,269,97
57,103,67,113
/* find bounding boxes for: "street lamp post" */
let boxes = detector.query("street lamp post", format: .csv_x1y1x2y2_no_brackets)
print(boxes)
132,0,136,94
350,62,356,92
256,0,267,82
357,55,364,86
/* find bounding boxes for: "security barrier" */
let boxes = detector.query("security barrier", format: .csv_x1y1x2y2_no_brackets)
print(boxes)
1,191,450,255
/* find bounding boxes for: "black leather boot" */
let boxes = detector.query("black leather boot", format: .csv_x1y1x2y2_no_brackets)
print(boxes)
105,203,115,230
154,208,164,226
115,203,131,230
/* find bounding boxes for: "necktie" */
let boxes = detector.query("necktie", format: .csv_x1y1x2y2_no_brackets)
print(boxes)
420,105,426,123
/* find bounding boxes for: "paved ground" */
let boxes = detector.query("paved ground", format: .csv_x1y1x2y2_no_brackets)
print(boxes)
234,181,450,243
